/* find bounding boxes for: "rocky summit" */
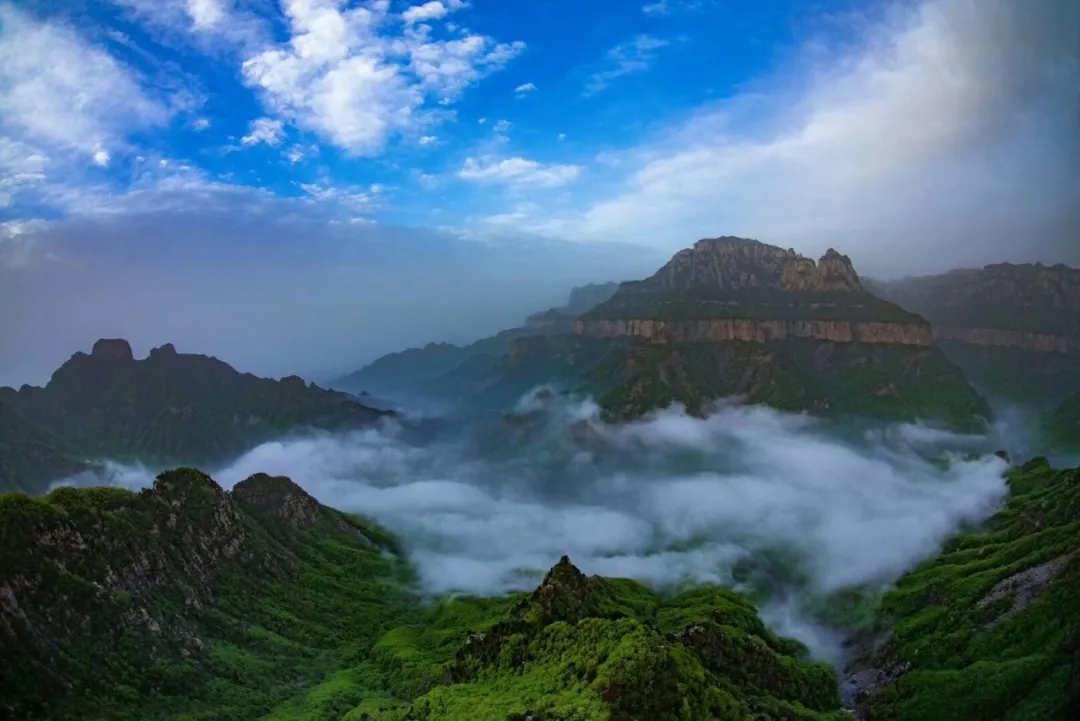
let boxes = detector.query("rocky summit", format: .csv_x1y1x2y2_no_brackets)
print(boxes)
0,340,390,496
870,262,1080,404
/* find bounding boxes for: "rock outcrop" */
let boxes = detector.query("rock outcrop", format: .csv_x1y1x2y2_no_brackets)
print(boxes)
639,237,862,292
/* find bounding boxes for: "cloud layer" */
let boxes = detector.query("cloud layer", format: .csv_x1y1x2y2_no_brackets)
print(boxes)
84,399,1010,660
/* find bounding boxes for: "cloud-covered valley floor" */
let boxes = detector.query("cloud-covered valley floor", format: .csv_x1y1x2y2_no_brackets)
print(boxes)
88,397,1011,661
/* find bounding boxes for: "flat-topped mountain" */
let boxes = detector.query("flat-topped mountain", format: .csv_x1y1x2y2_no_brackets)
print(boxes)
871,262,1080,403
444,236,987,427
0,339,389,495
578,238,931,345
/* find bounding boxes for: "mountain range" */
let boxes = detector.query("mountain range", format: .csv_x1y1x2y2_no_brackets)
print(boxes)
3,235,1080,719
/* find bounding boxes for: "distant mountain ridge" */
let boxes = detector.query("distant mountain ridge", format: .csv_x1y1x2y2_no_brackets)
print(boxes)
334,282,619,397
870,262,1080,404
0,339,389,495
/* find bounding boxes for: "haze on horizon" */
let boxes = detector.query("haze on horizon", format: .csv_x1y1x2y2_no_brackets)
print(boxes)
1,0,1077,387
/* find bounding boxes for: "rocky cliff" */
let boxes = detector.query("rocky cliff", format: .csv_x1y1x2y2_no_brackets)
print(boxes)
576,318,933,345
871,262,1080,403
0,469,845,720
0,340,390,495
578,237,932,347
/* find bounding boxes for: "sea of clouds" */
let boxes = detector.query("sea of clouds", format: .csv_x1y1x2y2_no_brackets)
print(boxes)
89,394,1010,661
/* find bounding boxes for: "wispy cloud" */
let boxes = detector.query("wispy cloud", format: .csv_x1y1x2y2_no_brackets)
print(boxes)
584,34,670,95
514,81,538,95
458,156,582,188
552,0,1080,275
240,117,285,147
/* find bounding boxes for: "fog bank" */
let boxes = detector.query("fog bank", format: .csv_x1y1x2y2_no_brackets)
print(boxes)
88,398,1009,661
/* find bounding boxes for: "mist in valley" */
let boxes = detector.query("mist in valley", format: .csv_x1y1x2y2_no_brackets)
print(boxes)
75,392,1020,663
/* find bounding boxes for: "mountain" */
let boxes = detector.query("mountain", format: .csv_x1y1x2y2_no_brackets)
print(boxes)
0,339,389,495
870,262,1080,405
0,468,846,720
437,237,990,428
334,282,619,398
844,457,1080,720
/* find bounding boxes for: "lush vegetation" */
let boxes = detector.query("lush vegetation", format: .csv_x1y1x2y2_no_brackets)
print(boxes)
580,339,991,431
1045,391,1080,451
0,469,847,720
933,340,1080,407
853,458,1080,720
0,343,388,495
579,289,925,324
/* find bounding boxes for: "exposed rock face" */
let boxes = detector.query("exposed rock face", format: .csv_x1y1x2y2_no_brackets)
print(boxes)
639,237,862,292
933,326,1080,353
872,262,1080,348
89,338,134,362
870,262,1080,402
232,472,322,529
576,318,933,346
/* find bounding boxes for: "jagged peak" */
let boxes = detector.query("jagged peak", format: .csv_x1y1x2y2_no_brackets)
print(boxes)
149,343,177,358
642,236,863,293
231,473,322,529
148,468,228,504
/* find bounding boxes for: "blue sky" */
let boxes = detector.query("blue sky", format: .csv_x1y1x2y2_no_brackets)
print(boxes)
1,0,1077,384
1,0,859,229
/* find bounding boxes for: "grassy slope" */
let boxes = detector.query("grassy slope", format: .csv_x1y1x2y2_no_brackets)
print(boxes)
860,458,1080,720
0,471,846,721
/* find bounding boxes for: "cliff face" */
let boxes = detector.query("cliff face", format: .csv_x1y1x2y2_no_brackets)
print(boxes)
873,262,1080,342
576,318,933,346
872,262,1080,403
1,340,390,496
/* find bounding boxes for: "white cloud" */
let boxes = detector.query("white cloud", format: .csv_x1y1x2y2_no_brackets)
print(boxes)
192,117,211,131
493,119,511,133
241,0,524,156
514,81,538,94
458,156,581,188
402,1,463,25
109,0,267,50
642,1,669,15
186,0,226,29
478,117,487,124
92,148,111,167
585,34,669,95
557,133,566,141
418,135,438,145
0,6,170,162
552,0,1080,275
241,117,285,146
296,180,384,213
